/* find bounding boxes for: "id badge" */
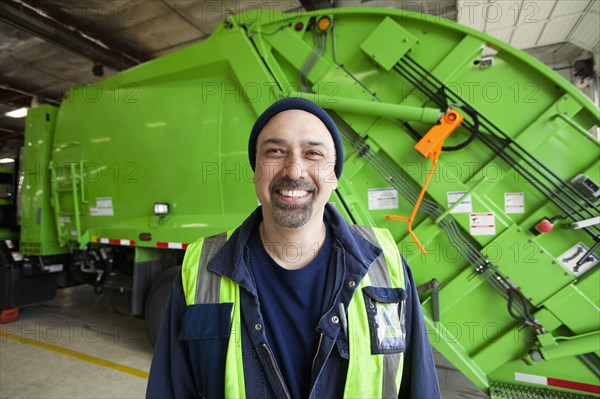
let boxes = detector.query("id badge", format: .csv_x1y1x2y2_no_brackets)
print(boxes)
362,286,407,354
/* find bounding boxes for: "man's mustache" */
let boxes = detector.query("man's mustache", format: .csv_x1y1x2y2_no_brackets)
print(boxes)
270,176,316,193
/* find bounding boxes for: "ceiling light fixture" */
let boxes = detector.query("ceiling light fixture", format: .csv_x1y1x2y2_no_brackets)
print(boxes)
5,107,28,118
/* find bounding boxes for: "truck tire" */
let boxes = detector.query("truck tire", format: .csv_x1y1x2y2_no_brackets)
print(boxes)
145,266,180,348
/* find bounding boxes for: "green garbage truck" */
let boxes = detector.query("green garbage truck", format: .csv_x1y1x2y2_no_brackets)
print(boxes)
1,7,598,398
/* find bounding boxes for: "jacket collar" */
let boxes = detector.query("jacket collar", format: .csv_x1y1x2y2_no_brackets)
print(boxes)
208,203,382,293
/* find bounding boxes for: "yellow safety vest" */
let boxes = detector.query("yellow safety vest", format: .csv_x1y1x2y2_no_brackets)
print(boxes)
181,226,405,398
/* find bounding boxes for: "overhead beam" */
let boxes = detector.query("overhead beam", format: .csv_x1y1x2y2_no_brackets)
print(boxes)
299,0,337,11
0,84,61,107
0,130,25,141
0,0,138,71
0,88,32,109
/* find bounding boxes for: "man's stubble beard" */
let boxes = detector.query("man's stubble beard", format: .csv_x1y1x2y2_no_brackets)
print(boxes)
271,200,314,228
269,176,316,228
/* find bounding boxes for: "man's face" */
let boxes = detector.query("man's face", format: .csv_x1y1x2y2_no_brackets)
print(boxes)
253,109,338,228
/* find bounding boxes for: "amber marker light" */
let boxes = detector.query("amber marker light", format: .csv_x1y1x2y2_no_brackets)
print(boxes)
317,16,331,32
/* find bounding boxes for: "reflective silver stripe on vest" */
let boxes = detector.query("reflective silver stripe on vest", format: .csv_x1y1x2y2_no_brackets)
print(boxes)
350,225,393,288
351,224,402,397
383,352,402,398
195,232,227,304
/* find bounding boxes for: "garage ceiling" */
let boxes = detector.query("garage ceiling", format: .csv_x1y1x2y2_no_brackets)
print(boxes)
458,0,599,68
1,0,598,145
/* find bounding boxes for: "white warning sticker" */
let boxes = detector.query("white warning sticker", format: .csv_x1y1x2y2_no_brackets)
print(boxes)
368,188,398,210
558,242,599,277
90,197,114,216
42,264,63,273
447,191,472,213
469,213,496,236
505,192,525,214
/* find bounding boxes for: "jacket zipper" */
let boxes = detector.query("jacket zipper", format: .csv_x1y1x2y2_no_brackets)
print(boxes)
262,343,292,399
311,332,324,375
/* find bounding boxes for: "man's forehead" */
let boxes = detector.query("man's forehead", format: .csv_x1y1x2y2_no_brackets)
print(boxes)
261,137,329,147
257,109,334,145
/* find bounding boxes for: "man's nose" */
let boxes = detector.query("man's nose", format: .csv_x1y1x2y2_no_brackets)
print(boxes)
282,157,305,180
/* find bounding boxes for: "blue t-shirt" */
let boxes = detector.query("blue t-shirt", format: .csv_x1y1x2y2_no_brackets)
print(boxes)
248,222,333,398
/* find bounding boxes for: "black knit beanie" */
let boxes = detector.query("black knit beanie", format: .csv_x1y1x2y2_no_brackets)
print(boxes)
248,97,344,178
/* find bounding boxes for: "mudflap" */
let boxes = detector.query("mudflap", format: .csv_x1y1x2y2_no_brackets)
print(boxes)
0,240,57,311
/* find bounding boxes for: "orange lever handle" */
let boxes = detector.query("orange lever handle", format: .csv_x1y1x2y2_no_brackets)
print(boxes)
415,110,464,159
386,109,464,256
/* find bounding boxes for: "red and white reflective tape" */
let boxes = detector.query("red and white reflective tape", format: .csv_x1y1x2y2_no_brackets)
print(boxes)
95,237,135,246
94,237,189,249
156,242,189,250
515,372,600,395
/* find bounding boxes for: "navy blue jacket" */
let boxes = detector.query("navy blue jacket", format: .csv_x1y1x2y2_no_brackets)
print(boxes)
147,205,441,398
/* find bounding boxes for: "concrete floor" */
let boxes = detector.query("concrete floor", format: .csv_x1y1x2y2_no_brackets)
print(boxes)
1,286,152,398
1,285,488,399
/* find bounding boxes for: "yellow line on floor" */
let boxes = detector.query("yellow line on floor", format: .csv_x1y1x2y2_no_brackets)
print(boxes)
0,331,149,379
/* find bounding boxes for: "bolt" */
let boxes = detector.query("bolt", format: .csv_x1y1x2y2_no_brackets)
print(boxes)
530,352,543,362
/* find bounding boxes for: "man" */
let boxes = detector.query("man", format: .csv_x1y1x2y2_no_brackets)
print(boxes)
147,97,441,398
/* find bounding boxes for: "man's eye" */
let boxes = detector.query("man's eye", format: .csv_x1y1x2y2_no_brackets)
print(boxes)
306,150,323,157
266,148,285,155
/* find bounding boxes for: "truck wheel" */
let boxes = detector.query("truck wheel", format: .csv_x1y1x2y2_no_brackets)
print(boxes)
145,266,180,348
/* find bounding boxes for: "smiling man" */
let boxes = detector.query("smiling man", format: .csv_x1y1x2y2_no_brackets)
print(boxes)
251,107,339,269
147,98,441,399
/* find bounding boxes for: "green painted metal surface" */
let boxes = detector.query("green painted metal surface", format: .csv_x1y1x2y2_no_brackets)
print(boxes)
0,167,17,241
20,105,63,255
18,8,600,397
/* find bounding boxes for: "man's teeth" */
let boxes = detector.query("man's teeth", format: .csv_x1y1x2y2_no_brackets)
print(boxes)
280,190,308,198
